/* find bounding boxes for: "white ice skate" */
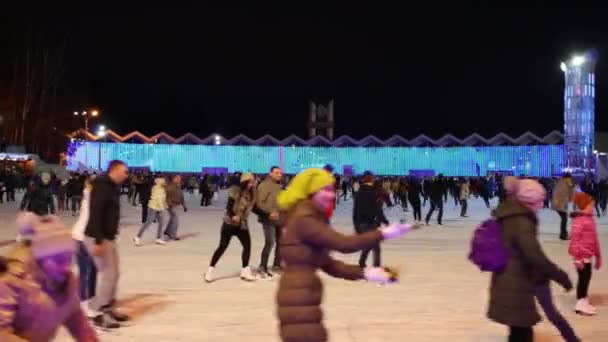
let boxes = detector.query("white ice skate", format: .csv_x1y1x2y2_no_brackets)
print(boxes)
155,238,167,245
204,267,214,283
575,298,596,316
240,266,258,281
132,236,141,246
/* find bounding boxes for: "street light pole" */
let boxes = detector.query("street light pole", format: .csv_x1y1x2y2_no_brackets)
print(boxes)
74,110,99,132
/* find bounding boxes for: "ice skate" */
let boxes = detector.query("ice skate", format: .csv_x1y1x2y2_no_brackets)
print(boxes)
92,313,121,329
240,266,257,281
132,236,141,246
109,308,130,323
204,267,214,283
80,300,99,319
155,238,167,245
258,267,273,280
575,298,597,316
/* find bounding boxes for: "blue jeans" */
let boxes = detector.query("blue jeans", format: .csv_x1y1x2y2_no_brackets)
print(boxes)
76,240,97,301
137,209,167,239
164,207,180,239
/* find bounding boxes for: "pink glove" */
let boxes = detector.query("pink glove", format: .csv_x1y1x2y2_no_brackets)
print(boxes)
364,267,396,284
381,223,412,240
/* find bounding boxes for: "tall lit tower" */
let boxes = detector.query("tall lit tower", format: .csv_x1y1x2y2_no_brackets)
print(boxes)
561,50,598,174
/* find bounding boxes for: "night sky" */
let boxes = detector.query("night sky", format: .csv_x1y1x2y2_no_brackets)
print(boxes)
7,3,608,140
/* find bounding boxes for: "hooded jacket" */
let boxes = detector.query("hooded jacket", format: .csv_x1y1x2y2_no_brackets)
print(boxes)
0,245,98,341
487,197,572,327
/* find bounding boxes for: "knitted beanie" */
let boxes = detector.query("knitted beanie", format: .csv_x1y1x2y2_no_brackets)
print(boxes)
514,179,546,205
17,214,75,259
277,168,335,210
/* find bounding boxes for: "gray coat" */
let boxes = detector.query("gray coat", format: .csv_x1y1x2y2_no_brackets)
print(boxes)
487,197,572,327
552,177,574,212
256,177,282,225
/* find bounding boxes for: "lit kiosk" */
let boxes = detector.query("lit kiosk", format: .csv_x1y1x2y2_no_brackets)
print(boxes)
561,50,598,176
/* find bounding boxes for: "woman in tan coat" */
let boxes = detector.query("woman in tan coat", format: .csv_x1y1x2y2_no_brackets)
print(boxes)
276,168,411,342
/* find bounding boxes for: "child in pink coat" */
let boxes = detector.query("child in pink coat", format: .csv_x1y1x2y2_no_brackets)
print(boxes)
569,192,602,316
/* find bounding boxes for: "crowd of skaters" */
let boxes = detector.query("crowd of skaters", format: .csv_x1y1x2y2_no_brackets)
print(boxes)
0,159,606,341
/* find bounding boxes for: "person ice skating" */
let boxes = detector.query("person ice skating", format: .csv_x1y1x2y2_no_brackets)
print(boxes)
66,174,85,217
205,173,268,282
488,177,577,342
139,174,153,223
276,168,412,342
164,174,187,241
459,178,470,217
408,178,422,223
134,176,169,245
72,177,100,321
84,160,130,329
256,167,283,278
0,213,99,341
425,174,444,225
581,175,602,218
569,192,602,316
553,173,575,240
353,171,388,269
20,173,55,216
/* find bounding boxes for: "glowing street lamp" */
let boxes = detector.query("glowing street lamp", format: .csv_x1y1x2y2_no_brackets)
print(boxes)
571,55,586,66
74,109,100,132
97,125,107,138
560,62,567,72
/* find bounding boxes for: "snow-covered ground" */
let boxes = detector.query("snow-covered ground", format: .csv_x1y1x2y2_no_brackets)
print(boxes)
1,191,607,341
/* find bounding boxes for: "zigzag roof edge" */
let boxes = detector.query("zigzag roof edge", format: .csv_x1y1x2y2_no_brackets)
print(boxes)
462,133,490,143
436,134,464,143
384,134,409,142
72,130,565,146
175,133,204,143
150,132,177,142
254,134,282,144
515,131,543,141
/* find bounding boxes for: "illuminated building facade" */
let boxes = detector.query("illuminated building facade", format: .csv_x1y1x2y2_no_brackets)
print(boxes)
66,130,564,176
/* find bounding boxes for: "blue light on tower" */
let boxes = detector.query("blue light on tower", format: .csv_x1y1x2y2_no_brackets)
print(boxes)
561,50,598,174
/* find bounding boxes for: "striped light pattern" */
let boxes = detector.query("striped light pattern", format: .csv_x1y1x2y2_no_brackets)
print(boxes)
68,142,564,177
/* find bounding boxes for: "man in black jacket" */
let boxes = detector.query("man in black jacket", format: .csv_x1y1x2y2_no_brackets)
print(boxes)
83,160,129,329
425,174,445,226
353,171,387,268
20,173,55,215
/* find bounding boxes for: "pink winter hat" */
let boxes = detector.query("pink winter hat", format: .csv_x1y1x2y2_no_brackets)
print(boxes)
514,179,546,205
17,213,75,259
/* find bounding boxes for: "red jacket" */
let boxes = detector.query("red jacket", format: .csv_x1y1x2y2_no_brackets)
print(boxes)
568,213,601,263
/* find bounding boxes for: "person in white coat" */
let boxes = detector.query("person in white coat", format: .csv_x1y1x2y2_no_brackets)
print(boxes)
133,176,168,245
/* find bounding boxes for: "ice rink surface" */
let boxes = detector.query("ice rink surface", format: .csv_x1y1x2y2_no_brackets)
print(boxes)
1,191,607,341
